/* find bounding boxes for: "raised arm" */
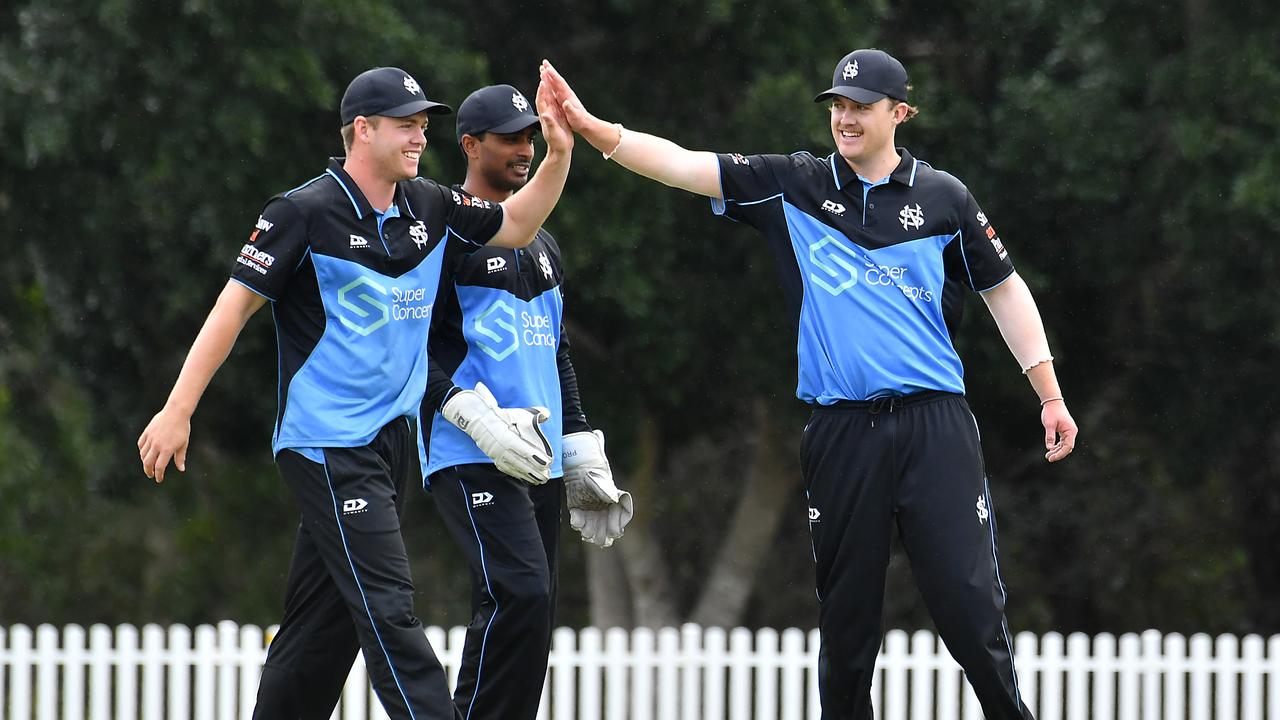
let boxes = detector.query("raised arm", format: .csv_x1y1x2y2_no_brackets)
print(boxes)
980,272,1078,462
137,280,266,482
488,75,574,249
540,60,722,199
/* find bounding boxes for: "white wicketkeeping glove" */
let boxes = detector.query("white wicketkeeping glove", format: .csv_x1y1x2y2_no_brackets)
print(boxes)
562,430,633,548
442,382,553,484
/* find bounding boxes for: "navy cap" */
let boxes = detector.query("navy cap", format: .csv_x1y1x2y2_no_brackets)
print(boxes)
814,49,909,104
340,67,451,126
456,84,539,143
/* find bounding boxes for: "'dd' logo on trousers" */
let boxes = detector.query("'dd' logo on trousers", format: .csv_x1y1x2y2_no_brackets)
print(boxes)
473,300,518,360
338,276,389,336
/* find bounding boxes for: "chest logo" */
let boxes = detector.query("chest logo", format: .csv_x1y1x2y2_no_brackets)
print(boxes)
821,200,846,216
899,203,925,231
350,234,369,249
487,256,507,273
808,235,861,296
842,60,859,80
474,300,518,361
409,221,429,250
538,251,554,280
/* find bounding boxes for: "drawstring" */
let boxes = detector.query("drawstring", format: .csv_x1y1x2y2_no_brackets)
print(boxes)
868,395,902,427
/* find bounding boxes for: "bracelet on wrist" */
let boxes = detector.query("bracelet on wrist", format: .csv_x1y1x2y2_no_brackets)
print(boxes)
601,123,625,160
1040,396,1064,407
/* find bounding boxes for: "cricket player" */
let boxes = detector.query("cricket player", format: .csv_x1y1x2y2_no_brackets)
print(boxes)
419,83,632,720
137,66,574,720
540,51,1077,720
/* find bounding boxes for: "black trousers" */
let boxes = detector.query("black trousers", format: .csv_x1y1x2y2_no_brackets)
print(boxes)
428,463,561,720
253,418,459,720
801,392,1033,720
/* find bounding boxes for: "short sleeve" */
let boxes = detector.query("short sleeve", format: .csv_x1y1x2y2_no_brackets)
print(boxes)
958,191,1015,291
440,185,504,247
230,198,309,301
710,153,795,226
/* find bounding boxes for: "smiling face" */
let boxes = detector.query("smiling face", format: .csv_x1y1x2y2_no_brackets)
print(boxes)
360,111,429,182
829,96,902,167
464,125,538,195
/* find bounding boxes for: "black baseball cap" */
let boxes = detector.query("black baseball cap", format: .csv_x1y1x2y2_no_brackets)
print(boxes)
814,49,909,104
339,67,451,126
456,84,539,143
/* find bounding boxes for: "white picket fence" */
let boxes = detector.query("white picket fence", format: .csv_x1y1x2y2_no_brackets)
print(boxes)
1,624,1278,719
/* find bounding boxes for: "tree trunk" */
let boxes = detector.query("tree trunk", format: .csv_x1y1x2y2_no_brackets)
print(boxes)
689,398,794,627
617,413,680,627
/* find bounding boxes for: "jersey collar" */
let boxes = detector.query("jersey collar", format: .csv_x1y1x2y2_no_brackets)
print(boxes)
324,157,419,221
830,147,920,190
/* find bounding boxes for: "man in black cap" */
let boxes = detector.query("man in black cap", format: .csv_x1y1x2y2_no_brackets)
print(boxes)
138,66,574,720
539,52,1077,719
417,83,632,720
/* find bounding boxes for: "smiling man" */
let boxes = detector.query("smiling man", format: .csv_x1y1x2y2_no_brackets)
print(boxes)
540,51,1076,720
137,66,574,719
418,84,632,720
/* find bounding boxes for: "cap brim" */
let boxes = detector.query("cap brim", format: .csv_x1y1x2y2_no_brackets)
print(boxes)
380,99,453,117
813,86,889,104
484,114,541,135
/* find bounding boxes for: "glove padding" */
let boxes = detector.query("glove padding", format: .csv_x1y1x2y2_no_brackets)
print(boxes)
562,430,633,547
442,382,553,484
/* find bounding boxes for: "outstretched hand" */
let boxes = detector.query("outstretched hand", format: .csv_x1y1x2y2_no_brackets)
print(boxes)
535,66,574,156
540,60,606,145
1041,400,1078,462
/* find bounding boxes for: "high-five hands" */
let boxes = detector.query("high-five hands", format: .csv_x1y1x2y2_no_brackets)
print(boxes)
562,430,633,548
443,383,554,484
535,63,574,155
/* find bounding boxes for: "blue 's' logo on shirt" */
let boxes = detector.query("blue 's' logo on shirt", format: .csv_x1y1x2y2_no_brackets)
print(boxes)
474,300,518,360
338,276,390,336
809,234,862,296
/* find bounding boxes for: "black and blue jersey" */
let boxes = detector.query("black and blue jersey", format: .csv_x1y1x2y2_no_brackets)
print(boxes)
420,187,589,482
230,159,504,456
712,149,1014,403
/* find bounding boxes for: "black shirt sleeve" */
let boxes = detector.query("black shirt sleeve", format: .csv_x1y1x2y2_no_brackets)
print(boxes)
229,198,309,300
956,190,1016,291
439,185,504,247
424,356,460,413
710,152,796,226
557,324,591,434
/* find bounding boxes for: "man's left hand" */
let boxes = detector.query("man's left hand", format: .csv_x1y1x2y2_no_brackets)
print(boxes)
562,430,633,547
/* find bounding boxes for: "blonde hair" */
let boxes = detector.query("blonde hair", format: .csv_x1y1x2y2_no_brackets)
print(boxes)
340,116,382,153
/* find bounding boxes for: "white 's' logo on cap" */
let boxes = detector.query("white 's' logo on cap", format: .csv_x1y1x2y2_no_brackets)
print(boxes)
403,76,421,95
512,92,529,112
842,60,859,80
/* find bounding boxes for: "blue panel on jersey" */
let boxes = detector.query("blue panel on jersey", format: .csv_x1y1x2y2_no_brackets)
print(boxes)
782,202,965,402
273,245,446,454
423,284,566,478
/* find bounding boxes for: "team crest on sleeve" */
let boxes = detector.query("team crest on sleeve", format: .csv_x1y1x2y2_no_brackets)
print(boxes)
730,153,750,165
